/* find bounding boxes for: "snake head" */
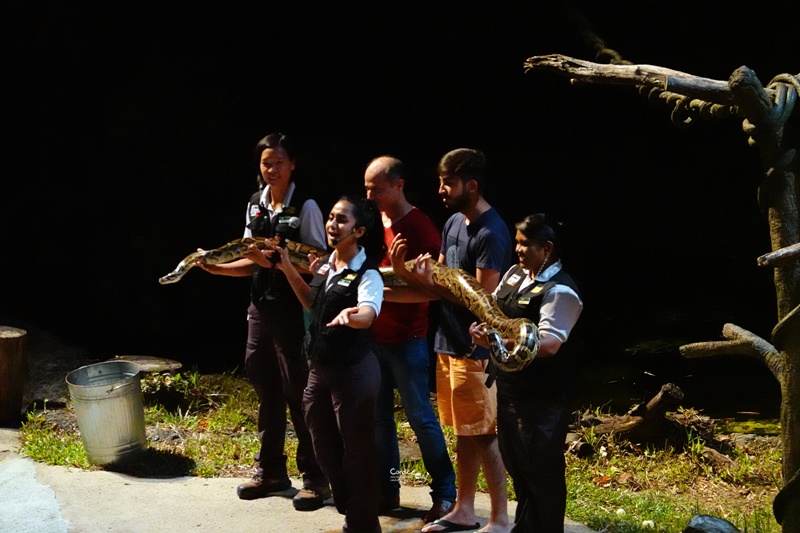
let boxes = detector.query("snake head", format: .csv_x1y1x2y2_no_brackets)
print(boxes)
158,273,179,285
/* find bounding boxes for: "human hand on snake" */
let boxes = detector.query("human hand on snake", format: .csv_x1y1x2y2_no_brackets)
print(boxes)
243,244,275,268
194,249,225,274
271,245,294,273
308,254,321,273
469,321,490,349
408,253,436,289
388,233,411,278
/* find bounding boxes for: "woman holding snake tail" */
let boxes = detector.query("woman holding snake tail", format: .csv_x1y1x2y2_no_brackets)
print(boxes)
468,213,583,533
197,133,330,509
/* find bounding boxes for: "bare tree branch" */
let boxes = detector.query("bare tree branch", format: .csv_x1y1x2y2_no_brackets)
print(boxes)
679,323,783,383
758,242,800,267
522,54,780,107
679,339,759,358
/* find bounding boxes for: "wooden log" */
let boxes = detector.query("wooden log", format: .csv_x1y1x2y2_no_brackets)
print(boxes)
700,446,738,471
589,383,684,442
110,355,183,374
0,326,28,426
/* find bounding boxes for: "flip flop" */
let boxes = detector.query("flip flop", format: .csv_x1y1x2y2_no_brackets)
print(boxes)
421,518,481,532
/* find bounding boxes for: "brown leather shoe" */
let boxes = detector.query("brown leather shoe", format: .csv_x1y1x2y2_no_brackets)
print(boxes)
236,475,292,500
292,485,332,511
423,498,454,523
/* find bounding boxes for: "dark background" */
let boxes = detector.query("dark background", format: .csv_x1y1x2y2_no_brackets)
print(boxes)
4,2,797,417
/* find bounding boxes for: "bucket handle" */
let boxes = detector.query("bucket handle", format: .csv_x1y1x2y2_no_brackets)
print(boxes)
106,382,136,394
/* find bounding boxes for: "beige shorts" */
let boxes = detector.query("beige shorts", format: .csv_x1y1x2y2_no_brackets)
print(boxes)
435,353,497,436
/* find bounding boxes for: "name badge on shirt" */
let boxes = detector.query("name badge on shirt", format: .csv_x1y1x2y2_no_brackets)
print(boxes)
517,297,531,306
506,273,522,287
278,215,294,225
317,264,331,276
250,205,262,218
337,273,358,287
531,285,544,294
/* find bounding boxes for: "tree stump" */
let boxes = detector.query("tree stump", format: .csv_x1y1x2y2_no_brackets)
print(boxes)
0,326,28,426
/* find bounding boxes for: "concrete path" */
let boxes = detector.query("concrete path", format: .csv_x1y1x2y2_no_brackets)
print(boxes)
0,428,593,533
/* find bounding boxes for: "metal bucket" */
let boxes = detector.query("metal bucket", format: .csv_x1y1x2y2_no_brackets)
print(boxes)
65,360,147,465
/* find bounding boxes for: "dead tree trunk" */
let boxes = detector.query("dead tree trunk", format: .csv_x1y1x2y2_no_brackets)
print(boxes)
729,67,800,531
523,55,800,532
0,326,28,426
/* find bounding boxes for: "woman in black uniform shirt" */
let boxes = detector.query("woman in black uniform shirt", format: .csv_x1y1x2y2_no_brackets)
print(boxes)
469,213,583,533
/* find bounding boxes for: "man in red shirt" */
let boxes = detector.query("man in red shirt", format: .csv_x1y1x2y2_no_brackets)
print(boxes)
365,156,457,524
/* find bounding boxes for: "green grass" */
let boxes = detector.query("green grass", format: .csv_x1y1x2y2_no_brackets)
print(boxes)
20,408,89,469
561,428,781,532
19,372,782,532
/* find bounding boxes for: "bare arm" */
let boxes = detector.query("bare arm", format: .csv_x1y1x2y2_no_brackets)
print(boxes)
474,266,501,293
382,234,442,303
196,257,256,277
383,285,436,303
273,246,313,310
326,305,377,328
325,266,382,328
535,335,563,358
387,253,458,304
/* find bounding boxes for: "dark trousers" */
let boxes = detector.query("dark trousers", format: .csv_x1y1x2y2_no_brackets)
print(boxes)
303,353,382,533
245,301,325,488
497,386,572,533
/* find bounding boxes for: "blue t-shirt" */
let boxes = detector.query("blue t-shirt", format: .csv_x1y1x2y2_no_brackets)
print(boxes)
434,207,513,357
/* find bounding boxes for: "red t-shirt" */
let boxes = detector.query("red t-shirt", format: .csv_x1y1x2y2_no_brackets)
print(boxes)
372,207,442,344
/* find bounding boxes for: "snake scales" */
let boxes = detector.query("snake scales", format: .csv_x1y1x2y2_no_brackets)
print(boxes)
159,237,539,371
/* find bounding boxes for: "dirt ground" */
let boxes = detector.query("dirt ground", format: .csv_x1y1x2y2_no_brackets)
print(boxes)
17,323,101,412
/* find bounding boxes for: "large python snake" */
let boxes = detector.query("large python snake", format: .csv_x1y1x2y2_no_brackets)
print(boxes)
159,237,539,371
